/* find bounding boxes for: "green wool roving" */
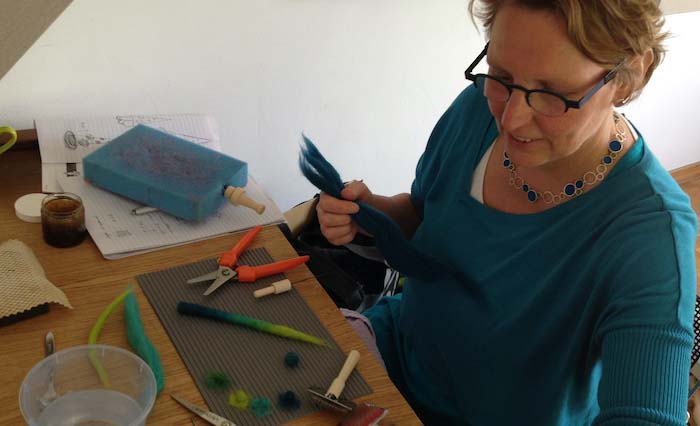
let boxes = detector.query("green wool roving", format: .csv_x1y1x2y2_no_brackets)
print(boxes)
176,302,327,346
88,288,132,387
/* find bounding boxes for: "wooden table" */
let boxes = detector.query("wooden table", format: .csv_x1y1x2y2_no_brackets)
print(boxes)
0,136,421,426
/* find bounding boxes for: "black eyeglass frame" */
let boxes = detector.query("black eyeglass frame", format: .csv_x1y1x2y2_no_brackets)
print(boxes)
464,42,622,115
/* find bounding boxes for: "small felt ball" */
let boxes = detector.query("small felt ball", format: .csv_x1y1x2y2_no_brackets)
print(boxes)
278,390,301,410
204,372,231,390
251,396,272,418
284,351,300,368
228,389,250,410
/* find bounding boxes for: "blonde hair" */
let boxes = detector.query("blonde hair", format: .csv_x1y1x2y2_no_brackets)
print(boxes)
467,0,668,105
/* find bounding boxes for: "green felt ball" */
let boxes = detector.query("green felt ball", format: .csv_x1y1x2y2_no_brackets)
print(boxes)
228,389,250,410
204,372,231,390
284,351,300,368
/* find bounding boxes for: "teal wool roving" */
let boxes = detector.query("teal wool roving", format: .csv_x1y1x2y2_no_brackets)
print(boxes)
124,291,165,394
298,135,449,281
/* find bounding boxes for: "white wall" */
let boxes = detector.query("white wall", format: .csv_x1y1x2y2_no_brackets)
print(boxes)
661,0,700,15
0,1,697,211
620,10,700,171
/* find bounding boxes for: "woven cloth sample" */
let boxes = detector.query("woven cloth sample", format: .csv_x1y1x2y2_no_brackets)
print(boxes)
0,239,72,320
137,247,371,425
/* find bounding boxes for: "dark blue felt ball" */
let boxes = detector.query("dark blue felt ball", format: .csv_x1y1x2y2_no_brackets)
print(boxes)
278,390,301,410
284,351,300,368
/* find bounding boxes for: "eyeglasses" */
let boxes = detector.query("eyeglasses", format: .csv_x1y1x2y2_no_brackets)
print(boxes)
464,42,621,117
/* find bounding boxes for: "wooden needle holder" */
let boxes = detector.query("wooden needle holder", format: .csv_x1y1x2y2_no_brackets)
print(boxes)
224,186,265,214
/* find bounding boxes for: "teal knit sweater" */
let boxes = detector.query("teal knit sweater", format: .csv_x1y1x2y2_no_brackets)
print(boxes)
365,85,698,425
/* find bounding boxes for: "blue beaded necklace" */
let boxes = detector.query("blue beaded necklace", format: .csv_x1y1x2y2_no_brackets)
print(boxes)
502,112,626,204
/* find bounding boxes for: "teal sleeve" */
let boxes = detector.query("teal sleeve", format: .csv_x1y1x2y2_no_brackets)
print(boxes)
593,202,697,425
595,326,692,425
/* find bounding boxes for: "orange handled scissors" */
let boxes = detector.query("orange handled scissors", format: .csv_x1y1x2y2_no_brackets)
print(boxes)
187,225,309,296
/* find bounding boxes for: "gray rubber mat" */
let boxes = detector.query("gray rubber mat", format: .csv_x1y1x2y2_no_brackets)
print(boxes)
137,248,371,425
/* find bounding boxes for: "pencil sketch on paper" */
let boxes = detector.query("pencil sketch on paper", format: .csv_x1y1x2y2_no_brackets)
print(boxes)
63,130,109,150
115,115,173,128
62,115,212,150
117,115,212,145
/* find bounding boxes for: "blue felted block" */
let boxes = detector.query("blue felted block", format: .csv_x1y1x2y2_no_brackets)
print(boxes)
83,125,247,221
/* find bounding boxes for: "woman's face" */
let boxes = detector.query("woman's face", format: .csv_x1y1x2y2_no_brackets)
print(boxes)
487,4,619,169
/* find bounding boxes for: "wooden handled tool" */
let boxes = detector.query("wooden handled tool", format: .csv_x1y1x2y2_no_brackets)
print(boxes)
307,349,360,413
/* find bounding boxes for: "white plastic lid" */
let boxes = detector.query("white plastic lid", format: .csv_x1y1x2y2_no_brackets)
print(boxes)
14,193,46,223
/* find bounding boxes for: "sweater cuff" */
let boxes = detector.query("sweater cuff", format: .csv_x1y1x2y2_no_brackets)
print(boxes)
596,325,692,425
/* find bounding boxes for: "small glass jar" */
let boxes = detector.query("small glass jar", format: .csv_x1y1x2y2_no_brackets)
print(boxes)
41,193,87,248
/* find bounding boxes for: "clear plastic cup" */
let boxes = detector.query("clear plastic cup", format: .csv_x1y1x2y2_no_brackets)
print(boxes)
19,344,157,426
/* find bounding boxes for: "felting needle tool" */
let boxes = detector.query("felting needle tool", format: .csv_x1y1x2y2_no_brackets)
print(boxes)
131,206,160,216
308,349,360,413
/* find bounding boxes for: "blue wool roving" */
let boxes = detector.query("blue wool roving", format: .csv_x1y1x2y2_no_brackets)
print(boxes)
298,135,449,280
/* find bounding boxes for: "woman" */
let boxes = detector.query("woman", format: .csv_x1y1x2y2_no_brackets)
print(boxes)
317,1,698,425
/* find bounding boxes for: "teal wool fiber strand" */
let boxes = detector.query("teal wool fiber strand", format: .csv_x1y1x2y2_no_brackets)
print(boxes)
176,302,327,346
125,290,165,394
298,134,448,281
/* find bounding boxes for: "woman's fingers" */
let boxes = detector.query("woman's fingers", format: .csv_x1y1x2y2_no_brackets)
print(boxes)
316,184,371,246
341,180,372,204
318,192,359,215
317,192,359,245
321,223,358,246
318,211,353,227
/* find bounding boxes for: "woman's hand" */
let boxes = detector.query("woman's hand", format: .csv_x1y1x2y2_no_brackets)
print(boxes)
316,180,373,246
